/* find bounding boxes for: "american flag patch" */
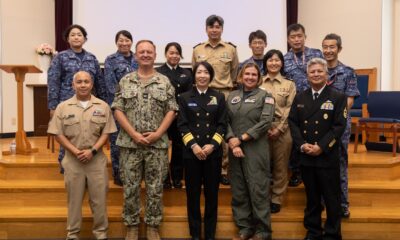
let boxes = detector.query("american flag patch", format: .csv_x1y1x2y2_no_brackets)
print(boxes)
265,97,274,104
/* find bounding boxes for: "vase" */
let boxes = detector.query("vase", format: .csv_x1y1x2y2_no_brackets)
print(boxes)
37,55,51,84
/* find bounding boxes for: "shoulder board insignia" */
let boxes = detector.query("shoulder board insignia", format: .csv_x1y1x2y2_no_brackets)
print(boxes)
193,42,203,48
226,42,236,48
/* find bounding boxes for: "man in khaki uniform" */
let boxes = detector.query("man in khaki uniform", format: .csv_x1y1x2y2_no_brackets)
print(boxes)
260,49,296,214
48,71,117,240
112,40,178,240
192,14,239,185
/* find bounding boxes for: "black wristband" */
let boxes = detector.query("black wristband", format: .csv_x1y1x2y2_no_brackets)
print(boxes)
91,147,98,156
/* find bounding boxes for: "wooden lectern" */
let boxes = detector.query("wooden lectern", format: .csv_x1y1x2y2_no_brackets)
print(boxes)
0,65,42,155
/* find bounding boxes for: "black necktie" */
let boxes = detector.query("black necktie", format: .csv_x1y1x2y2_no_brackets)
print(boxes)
314,92,319,100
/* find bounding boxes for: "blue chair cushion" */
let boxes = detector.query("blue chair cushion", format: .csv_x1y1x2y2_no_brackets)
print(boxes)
367,91,400,119
353,75,369,109
359,117,400,123
350,109,362,118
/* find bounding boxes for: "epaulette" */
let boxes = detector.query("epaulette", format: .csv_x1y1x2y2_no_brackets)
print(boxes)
193,42,203,48
226,42,237,48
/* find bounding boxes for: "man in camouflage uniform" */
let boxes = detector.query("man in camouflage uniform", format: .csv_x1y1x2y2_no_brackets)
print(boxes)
192,14,239,185
284,23,323,187
112,40,178,240
322,33,360,218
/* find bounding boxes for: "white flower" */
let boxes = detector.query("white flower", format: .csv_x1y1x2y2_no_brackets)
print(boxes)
36,43,57,56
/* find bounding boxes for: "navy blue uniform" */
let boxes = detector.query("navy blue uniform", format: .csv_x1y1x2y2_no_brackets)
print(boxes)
156,64,193,184
177,87,227,240
104,51,138,184
328,62,360,209
289,86,347,240
48,48,106,172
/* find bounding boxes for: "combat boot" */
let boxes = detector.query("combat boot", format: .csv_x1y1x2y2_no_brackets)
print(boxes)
146,226,160,240
125,225,139,240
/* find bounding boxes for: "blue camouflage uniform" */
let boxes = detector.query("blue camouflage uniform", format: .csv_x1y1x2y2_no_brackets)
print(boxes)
104,51,138,184
48,48,107,172
328,61,360,208
284,47,323,173
239,56,266,76
284,47,323,92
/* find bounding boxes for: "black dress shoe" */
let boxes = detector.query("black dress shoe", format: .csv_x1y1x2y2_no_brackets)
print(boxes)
288,172,302,187
173,179,183,188
342,206,350,218
163,180,172,189
220,175,230,185
191,237,200,240
270,203,281,213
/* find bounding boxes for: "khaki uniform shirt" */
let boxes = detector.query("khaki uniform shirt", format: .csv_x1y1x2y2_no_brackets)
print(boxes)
192,40,239,89
111,71,179,149
260,73,296,133
48,95,117,149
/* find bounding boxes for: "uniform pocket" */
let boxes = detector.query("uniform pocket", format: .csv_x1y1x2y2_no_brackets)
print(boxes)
63,118,80,138
90,116,107,137
122,90,138,109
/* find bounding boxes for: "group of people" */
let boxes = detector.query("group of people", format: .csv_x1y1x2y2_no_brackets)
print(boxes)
47,13,359,240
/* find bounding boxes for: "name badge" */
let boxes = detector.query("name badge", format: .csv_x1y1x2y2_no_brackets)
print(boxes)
188,102,197,107
244,98,256,103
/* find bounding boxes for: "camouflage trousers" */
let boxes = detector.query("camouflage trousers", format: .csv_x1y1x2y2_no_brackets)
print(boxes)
119,147,168,226
109,123,121,182
339,118,352,208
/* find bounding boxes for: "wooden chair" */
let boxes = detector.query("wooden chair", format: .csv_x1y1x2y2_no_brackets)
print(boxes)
351,68,378,143
47,134,55,153
354,91,400,157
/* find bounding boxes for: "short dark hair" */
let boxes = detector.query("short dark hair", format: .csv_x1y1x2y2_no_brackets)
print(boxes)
165,42,183,58
323,33,342,49
206,15,224,27
263,49,285,76
193,61,215,83
115,30,133,43
135,40,156,52
249,30,267,44
287,23,305,37
63,24,87,42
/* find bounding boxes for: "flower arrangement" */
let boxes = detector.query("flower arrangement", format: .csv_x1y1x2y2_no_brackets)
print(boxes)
36,43,57,56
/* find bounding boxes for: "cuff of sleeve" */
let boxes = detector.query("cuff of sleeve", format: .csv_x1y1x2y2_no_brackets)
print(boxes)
246,130,258,140
182,132,196,147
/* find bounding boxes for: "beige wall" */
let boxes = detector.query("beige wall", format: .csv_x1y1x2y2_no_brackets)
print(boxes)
0,0,55,133
298,0,382,88
393,0,400,90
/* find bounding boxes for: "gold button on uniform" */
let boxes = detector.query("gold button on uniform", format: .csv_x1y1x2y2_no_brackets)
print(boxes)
196,135,200,138
315,131,318,134
206,135,210,138
206,124,209,127
304,130,307,134
304,120,308,124
206,113,209,116
196,124,200,127
196,113,200,116
315,121,319,124
177,84,181,87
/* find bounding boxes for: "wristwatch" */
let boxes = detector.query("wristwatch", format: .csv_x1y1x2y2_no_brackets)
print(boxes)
91,147,98,156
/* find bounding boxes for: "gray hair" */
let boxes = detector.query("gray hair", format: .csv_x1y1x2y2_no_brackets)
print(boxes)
73,70,92,81
307,57,328,73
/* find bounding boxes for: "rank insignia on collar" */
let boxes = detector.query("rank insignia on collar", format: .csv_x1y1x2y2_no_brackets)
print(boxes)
344,108,348,118
231,96,241,104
